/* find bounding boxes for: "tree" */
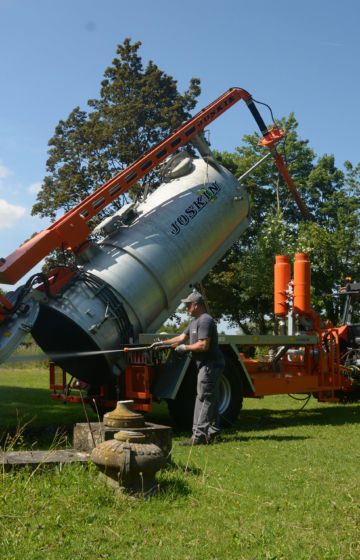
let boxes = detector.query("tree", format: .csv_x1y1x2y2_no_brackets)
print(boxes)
32,39,201,221
203,115,360,331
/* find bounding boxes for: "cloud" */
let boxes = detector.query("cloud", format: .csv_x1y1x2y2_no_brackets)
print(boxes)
0,161,12,181
28,181,42,194
0,199,27,230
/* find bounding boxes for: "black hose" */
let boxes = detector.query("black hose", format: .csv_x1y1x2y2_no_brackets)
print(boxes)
3,272,53,315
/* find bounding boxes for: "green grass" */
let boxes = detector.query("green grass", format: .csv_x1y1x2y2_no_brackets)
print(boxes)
1,366,360,559
0,365,99,448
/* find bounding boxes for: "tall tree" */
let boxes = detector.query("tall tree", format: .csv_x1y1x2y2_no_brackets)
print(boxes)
32,39,200,220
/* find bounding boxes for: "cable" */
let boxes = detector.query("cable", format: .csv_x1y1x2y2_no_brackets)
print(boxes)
288,393,311,401
2,272,53,315
287,393,312,412
252,98,276,125
252,97,296,211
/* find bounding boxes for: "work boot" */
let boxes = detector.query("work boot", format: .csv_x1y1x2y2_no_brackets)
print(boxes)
178,437,207,446
207,434,223,444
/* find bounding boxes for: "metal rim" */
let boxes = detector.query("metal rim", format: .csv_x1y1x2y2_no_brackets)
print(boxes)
218,373,231,415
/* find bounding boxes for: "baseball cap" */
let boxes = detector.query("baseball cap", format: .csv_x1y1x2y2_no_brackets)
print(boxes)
181,291,204,305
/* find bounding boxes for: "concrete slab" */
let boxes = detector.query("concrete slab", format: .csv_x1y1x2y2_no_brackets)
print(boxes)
0,449,89,471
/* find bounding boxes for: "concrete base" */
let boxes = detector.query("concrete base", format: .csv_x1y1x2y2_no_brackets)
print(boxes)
73,422,172,458
0,450,89,471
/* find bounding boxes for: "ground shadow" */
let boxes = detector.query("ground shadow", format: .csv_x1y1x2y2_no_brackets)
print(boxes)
155,476,191,498
165,459,203,476
149,400,360,441
2,385,360,447
224,403,360,435
222,434,310,443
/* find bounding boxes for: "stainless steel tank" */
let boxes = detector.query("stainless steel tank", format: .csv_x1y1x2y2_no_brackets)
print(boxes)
31,153,249,383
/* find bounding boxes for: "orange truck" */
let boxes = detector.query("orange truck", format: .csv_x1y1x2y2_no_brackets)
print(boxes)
116,253,360,427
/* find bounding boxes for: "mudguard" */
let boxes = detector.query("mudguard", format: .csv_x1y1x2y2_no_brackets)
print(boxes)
152,351,192,400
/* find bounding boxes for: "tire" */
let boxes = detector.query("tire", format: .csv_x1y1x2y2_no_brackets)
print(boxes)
167,357,243,429
167,361,197,429
219,358,243,426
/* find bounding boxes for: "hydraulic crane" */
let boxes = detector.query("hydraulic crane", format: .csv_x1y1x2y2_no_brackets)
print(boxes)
2,86,356,427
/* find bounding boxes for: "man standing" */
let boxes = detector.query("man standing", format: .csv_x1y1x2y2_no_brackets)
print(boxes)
162,291,225,445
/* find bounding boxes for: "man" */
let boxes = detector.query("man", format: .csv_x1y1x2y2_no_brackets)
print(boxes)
161,290,225,445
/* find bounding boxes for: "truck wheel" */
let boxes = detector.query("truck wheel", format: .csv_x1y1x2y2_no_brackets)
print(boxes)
167,358,243,429
219,358,243,426
167,362,197,429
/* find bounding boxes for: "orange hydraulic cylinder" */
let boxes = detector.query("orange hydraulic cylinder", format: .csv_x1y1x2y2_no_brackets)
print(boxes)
294,252,311,315
274,255,291,316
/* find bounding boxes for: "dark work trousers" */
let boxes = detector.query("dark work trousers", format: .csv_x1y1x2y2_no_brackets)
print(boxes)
192,362,224,440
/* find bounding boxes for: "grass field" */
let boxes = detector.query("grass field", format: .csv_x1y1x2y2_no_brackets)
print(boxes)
1,365,360,559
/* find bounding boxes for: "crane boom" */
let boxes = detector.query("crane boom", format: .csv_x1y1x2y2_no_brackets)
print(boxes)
0,87,308,291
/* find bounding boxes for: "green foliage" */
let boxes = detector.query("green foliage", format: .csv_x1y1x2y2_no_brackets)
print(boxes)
32,39,201,221
159,320,189,335
205,115,360,330
159,313,190,334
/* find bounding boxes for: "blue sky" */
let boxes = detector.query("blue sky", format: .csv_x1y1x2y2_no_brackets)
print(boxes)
1,0,359,286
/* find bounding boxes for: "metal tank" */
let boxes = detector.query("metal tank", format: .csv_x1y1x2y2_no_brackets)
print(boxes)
31,152,249,384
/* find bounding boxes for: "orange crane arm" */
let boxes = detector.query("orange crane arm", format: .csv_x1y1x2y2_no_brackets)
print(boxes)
0,87,307,289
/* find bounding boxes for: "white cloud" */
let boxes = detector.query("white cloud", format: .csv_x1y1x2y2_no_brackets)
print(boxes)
28,181,42,194
0,199,27,230
0,161,12,181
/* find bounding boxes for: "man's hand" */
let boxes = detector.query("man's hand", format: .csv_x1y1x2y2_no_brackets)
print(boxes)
175,344,187,355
